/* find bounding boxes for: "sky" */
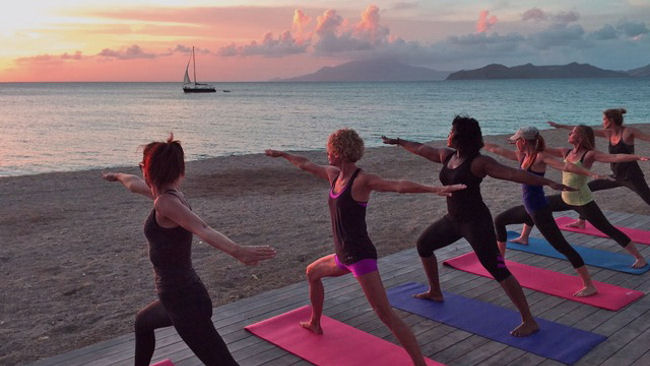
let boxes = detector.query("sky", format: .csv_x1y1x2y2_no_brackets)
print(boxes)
1,0,649,82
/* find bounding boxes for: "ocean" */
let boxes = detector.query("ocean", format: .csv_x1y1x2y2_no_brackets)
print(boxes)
1,78,649,177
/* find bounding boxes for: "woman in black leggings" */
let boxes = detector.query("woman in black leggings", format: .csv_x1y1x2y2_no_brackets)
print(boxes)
382,116,572,337
548,108,650,228
485,126,604,296
508,125,648,268
103,135,276,366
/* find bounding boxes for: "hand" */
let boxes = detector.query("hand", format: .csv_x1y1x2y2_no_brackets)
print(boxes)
639,156,649,161
547,121,560,128
381,135,399,145
435,184,467,196
102,172,119,181
265,149,283,158
235,245,277,266
592,173,615,181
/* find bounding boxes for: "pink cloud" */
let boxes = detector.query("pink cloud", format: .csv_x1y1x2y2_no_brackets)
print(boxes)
292,9,312,41
97,45,157,60
476,10,498,33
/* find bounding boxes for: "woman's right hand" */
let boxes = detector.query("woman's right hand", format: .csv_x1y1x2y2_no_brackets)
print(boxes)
381,135,399,145
265,149,283,158
102,172,119,181
235,245,277,266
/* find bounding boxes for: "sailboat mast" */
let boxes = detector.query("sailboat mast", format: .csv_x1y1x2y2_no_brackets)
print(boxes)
192,46,197,84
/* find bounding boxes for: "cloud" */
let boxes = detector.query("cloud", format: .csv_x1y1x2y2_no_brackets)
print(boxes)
522,8,579,24
522,8,547,22
16,51,84,64
390,2,419,11
616,20,649,38
292,9,312,39
218,31,308,57
477,10,498,33
98,45,157,59
528,24,586,50
589,24,619,40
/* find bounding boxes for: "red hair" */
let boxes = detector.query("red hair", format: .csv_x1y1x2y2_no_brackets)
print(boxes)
141,134,185,190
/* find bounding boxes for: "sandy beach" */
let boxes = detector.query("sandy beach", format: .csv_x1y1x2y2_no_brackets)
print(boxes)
2,125,650,365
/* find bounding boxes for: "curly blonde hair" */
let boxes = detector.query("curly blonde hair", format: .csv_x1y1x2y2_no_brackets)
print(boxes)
327,128,364,162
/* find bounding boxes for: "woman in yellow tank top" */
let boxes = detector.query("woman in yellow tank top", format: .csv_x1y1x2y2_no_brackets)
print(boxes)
520,125,648,268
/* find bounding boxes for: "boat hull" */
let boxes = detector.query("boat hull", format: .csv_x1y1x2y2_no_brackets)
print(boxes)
183,87,216,93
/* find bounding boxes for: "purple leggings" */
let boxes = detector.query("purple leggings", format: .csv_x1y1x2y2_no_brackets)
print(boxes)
334,255,378,277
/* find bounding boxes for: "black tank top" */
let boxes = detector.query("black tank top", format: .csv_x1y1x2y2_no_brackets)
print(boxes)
328,169,377,265
609,138,644,179
439,153,490,221
144,190,200,291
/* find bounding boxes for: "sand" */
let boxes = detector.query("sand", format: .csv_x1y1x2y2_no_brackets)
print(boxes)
1,125,649,364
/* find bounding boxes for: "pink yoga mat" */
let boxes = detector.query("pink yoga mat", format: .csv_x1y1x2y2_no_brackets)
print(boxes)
151,360,174,366
246,305,444,366
556,216,650,245
443,252,644,311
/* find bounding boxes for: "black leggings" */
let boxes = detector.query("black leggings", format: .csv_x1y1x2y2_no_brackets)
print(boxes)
417,213,511,282
495,205,585,268
134,282,238,366
519,194,631,248
577,176,650,220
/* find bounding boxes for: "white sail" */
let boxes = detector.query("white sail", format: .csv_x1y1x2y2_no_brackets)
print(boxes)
183,60,192,84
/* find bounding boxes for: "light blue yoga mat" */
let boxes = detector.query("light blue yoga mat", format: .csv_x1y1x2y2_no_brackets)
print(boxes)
506,231,649,275
387,282,607,365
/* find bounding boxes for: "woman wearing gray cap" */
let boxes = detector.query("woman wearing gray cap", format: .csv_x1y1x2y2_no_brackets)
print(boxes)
488,125,648,269
484,126,602,296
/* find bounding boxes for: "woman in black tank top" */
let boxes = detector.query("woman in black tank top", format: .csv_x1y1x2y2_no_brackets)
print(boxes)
548,108,650,228
383,115,573,337
103,134,276,366
267,128,465,366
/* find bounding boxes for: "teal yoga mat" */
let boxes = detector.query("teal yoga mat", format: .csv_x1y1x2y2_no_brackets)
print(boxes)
506,231,649,274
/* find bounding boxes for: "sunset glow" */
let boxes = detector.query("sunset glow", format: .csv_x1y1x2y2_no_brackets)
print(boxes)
2,1,649,82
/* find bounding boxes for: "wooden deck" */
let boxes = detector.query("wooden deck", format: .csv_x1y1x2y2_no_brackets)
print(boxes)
29,210,650,366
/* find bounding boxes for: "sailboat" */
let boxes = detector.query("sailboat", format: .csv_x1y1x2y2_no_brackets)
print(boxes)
183,46,216,93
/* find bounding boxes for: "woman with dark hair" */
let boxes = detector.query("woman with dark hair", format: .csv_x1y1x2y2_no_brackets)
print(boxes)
103,135,276,366
266,128,466,366
484,126,606,297
507,125,648,268
548,108,650,228
382,116,573,337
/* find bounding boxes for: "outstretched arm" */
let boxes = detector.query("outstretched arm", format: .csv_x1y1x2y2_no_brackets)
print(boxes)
362,173,466,196
265,149,333,181
102,172,153,199
548,121,608,137
588,150,649,164
628,127,650,143
483,142,519,161
155,195,276,265
477,156,572,192
381,136,451,164
539,153,608,179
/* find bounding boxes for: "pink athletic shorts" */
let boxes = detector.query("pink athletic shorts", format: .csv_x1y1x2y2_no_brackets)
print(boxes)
334,255,378,277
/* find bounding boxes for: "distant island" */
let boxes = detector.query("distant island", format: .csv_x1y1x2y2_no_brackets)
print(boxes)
446,62,636,80
272,59,650,82
272,59,449,82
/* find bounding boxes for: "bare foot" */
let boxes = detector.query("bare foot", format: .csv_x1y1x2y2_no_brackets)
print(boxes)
632,257,647,269
565,219,585,229
510,236,529,245
299,321,323,335
574,285,598,297
510,320,539,337
414,290,444,302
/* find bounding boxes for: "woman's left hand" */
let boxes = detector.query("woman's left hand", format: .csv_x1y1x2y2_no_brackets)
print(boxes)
381,135,399,145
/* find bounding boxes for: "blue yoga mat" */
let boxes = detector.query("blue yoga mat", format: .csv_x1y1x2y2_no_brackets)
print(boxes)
506,231,649,274
387,282,607,365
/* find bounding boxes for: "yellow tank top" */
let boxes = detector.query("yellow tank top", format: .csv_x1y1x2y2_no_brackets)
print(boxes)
561,151,593,206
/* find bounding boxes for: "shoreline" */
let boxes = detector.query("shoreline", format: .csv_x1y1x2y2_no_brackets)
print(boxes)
2,125,650,364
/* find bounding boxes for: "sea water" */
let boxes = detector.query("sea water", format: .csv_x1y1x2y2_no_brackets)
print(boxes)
1,78,649,177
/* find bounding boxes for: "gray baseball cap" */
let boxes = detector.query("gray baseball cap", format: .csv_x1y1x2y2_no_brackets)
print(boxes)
509,126,539,141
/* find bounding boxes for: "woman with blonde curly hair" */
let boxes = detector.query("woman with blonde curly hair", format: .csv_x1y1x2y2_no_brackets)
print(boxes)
266,128,465,366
